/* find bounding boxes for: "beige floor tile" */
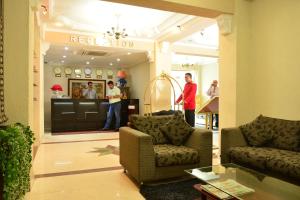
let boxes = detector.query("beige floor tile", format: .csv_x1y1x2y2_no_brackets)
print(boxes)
34,140,120,175
42,132,119,143
27,170,144,200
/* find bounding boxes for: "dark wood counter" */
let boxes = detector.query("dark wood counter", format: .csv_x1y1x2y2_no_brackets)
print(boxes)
51,99,139,133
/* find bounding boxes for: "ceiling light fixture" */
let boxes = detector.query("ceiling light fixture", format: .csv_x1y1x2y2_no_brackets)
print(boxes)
86,61,90,65
127,52,131,55
91,57,95,60
173,25,183,34
63,55,66,58
117,58,121,62
106,14,128,40
109,63,113,66
64,47,69,51
61,60,65,63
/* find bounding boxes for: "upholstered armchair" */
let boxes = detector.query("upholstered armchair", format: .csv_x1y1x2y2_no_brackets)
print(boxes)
119,114,212,184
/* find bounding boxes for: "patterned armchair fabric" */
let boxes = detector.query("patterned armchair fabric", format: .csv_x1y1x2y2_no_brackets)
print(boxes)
120,124,212,183
129,114,173,144
153,144,199,167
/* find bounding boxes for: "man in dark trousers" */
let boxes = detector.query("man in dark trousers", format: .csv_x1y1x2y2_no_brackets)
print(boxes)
176,73,197,127
102,81,121,131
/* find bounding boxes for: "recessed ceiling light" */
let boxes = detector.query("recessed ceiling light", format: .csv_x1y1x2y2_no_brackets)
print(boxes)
86,61,90,65
64,47,69,50
54,22,64,27
117,58,121,62
127,52,131,55
110,63,113,66
61,60,65,63
63,55,66,58
91,57,95,60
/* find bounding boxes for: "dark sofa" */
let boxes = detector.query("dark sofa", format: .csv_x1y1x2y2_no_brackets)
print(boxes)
221,115,300,182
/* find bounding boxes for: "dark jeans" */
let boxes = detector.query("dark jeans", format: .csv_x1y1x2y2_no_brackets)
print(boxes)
185,109,195,127
104,102,121,129
214,114,219,128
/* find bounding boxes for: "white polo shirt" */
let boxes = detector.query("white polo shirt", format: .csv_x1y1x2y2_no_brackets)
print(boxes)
107,86,121,104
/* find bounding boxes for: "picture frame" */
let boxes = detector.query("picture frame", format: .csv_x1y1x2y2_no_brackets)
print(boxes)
68,79,106,99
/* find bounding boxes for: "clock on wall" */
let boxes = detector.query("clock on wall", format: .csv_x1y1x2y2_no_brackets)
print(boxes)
53,67,62,77
64,67,72,77
84,67,92,78
96,69,103,79
107,70,114,79
74,68,82,78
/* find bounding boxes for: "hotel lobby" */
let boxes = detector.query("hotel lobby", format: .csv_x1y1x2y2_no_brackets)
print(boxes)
1,0,300,200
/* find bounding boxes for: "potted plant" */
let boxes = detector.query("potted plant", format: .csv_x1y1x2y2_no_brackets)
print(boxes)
0,123,34,200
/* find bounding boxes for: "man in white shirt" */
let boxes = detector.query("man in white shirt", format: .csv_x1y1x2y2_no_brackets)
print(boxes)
82,82,97,99
102,81,121,131
206,80,219,129
206,80,219,99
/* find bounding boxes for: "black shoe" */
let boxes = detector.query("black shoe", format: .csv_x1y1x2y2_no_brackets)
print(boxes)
114,129,119,132
102,128,109,131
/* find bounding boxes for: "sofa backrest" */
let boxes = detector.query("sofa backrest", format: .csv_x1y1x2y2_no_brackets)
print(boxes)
260,116,300,151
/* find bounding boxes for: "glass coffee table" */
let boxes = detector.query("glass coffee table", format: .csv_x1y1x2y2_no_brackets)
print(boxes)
185,163,300,200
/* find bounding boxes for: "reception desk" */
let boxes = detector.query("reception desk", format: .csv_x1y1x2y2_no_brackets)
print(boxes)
51,99,139,133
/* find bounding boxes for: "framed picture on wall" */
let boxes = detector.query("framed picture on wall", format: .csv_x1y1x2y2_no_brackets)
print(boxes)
68,79,106,99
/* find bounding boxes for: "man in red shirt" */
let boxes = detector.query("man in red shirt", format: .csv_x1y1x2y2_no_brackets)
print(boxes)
176,73,197,127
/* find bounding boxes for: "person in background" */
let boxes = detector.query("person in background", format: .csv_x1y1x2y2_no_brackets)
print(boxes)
207,80,219,128
82,81,97,99
206,80,219,98
176,73,197,127
102,81,121,131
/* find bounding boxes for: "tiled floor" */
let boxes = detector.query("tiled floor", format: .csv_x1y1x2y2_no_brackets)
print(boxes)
26,131,219,200
26,132,144,200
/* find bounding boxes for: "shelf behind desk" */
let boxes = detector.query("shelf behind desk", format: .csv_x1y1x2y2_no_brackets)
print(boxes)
51,99,139,133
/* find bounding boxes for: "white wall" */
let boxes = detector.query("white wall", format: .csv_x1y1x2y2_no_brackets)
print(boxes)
128,62,150,115
43,65,119,131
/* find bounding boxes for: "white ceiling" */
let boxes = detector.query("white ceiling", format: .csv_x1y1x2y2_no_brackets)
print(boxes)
172,54,218,65
44,0,194,40
176,24,219,49
42,0,219,68
45,44,148,68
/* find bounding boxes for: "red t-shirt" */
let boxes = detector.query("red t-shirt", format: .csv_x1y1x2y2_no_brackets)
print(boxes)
176,82,197,110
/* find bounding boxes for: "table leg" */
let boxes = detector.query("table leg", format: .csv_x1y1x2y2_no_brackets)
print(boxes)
209,113,213,130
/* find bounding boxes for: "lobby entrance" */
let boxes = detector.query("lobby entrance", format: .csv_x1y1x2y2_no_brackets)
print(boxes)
38,0,220,138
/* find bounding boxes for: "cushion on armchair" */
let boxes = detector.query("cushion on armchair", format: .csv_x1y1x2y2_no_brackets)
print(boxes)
153,144,200,167
159,114,194,146
130,114,173,144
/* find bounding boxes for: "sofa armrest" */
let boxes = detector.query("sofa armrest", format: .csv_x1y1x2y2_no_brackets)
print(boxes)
221,127,248,164
119,127,155,183
185,128,212,167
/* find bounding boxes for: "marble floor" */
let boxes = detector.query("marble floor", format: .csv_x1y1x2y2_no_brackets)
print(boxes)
26,132,144,200
26,131,219,200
